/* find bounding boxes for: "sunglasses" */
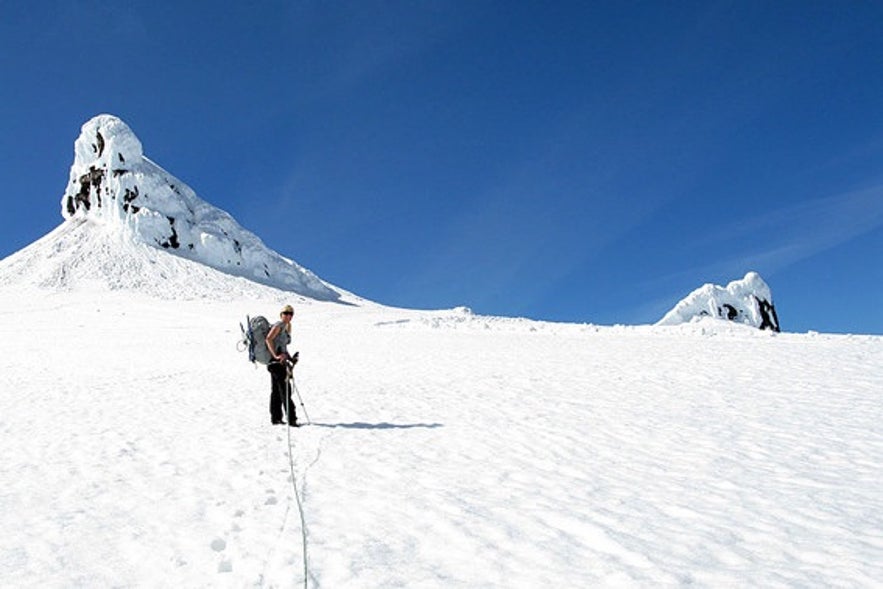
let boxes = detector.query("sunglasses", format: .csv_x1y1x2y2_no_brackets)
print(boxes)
282,311,293,316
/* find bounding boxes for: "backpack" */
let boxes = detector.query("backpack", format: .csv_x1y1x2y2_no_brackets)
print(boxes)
239,315,273,365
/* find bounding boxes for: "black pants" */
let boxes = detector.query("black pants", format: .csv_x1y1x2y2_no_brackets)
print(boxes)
268,362,296,423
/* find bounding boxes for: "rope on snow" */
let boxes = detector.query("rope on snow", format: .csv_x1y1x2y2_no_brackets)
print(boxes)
285,370,310,589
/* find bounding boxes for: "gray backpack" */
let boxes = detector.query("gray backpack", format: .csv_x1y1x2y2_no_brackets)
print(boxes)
240,315,273,365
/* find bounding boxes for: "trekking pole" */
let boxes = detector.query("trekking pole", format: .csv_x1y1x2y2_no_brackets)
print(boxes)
290,373,312,425
284,361,296,425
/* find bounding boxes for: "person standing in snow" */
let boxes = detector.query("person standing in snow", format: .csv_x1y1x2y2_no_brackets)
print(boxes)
266,304,298,426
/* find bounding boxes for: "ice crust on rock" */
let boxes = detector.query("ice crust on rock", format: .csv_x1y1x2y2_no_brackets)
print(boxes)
60,114,340,301
657,272,780,331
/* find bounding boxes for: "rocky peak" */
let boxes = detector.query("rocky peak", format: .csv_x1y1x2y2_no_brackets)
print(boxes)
657,272,780,331
64,115,142,218
59,114,340,301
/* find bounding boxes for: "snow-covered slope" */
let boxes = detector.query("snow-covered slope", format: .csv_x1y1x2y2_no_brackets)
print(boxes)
59,114,340,301
0,216,360,306
0,285,880,588
657,272,780,331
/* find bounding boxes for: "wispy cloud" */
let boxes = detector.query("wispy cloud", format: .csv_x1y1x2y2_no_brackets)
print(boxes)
642,184,883,320
712,185,883,274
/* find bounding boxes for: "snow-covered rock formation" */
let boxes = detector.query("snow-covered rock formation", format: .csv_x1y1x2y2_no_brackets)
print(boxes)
59,114,340,301
657,272,780,331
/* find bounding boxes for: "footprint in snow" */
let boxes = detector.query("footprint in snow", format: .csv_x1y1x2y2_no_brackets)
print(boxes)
264,488,278,505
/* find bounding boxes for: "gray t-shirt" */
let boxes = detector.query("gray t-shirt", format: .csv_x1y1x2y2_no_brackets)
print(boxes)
269,321,291,356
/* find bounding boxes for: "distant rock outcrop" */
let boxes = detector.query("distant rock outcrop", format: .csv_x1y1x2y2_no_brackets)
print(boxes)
657,272,780,331
60,114,340,301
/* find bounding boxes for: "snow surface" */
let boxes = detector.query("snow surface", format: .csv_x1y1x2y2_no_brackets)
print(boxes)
1,237,882,587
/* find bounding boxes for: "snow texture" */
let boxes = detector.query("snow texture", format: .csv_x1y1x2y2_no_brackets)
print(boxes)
0,283,880,588
1,117,880,587
60,114,340,301
657,271,780,331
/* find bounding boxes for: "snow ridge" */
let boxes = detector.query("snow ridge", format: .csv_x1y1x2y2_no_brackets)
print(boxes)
59,114,340,301
0,218,305,302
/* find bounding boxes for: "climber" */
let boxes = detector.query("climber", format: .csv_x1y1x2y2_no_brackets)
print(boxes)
265,304,298,426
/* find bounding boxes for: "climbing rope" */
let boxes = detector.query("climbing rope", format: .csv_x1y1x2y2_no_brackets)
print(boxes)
285,364,310,589
257,359,315,588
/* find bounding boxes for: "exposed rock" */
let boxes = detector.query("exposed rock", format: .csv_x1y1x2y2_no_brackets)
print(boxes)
95,131,105,157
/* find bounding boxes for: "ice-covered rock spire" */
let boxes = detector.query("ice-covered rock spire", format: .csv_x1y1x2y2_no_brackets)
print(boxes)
657,271,780,331
61,114,340,301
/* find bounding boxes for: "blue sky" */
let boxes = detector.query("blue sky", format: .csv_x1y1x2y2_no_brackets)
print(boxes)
2,1,882,334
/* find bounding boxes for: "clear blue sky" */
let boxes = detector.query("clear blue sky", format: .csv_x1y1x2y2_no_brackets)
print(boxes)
2,1,882,334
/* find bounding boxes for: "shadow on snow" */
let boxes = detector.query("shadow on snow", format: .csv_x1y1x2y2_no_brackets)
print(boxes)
310,422,443,430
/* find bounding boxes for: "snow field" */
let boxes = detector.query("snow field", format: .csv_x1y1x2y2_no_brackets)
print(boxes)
1,288,881,587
